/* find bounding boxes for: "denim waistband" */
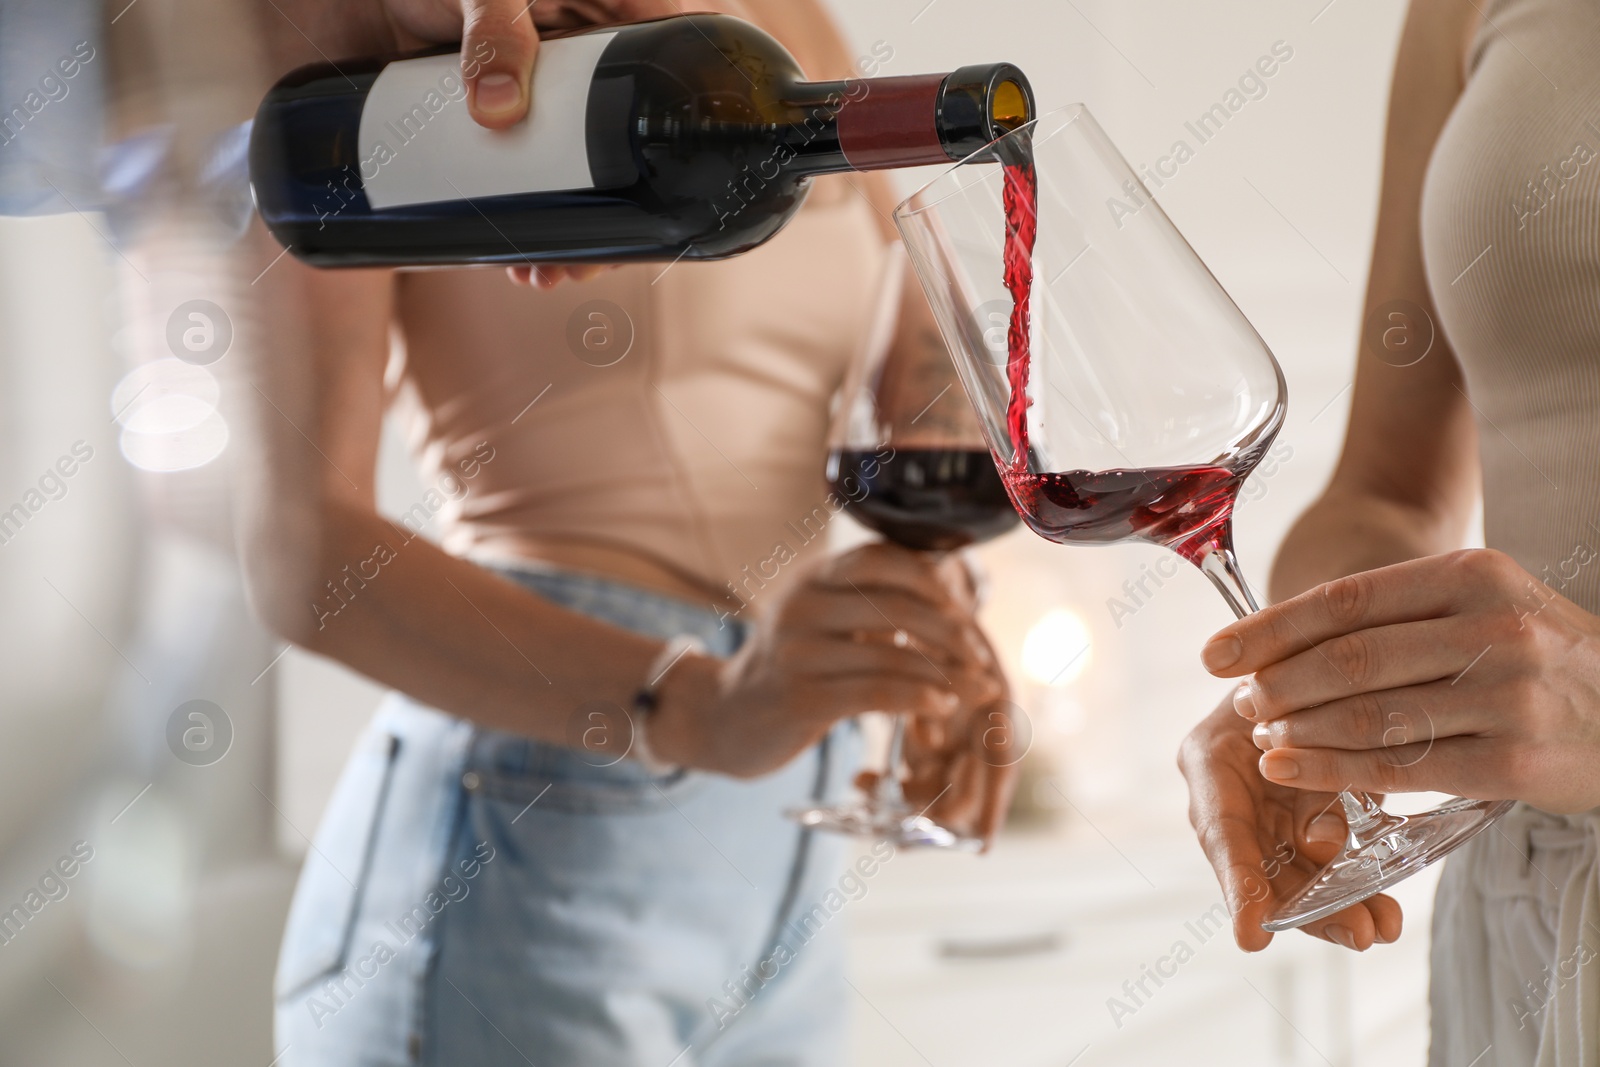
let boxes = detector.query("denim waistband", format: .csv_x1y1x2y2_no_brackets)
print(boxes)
464,563,746,786
491,562,746,659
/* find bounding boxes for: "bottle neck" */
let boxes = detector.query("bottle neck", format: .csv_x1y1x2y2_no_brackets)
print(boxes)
782,75,953,175
783,64,1033,177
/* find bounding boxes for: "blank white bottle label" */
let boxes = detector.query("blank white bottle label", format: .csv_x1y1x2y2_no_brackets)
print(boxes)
358,32,617,209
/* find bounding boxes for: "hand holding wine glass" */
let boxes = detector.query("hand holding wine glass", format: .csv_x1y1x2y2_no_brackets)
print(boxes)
1211,550,1600,814
894,698,1025,845
853,560,1022,847
649,542,1005,779
787,249,1022,850
1178,695,1404,951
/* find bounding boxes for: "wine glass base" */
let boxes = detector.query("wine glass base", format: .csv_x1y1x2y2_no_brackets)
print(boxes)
787,802,982,852
1261,797,1515,932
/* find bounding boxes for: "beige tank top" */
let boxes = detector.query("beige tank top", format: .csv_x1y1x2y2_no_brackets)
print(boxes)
388,180,892,607
1421,3,1600,1063
1422,0,1600,611
384,1,897,608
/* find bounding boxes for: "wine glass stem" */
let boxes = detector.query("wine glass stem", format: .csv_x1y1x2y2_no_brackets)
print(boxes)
876,714,909,808
1194,536,1393,853
1196,535,1261,617
872,546,968,813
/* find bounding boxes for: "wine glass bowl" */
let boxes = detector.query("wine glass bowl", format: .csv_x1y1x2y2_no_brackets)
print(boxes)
893,104,1511,930
898,105,1285,486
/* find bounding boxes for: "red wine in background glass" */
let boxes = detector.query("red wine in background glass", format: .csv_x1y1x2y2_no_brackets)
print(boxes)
828,449,1020,552
784,77,1037,853
822,136,1035,557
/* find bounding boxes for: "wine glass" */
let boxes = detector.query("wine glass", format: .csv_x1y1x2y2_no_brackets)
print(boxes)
786,250,1021,851
892,104,1514,930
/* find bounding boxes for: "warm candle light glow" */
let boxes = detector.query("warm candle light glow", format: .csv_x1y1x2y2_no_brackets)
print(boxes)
1021,608,1091,686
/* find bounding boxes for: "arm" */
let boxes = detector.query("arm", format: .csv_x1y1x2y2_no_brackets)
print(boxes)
1268,0,1482,603
1179,0,1481,951
238,253,665,739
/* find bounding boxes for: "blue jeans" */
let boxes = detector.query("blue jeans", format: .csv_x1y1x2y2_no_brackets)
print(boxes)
274,565,860,1066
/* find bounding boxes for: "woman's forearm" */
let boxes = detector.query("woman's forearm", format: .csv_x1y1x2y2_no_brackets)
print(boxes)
251,498,678,745
1267,487,1471,605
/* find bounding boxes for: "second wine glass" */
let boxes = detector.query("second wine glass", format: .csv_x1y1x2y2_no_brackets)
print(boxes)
787,249,1020,850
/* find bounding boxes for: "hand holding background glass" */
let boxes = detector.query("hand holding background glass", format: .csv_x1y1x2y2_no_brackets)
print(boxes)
786,250,1023,851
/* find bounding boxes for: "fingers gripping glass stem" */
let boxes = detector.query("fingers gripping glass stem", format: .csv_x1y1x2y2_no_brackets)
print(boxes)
1196,538,1473,930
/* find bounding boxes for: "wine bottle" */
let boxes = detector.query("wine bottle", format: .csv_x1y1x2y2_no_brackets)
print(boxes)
248,13,1033,268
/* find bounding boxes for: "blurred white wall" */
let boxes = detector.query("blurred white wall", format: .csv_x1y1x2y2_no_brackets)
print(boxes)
0,216,134,857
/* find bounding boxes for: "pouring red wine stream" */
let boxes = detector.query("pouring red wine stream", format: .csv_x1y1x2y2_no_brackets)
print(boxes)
997,146,1244,564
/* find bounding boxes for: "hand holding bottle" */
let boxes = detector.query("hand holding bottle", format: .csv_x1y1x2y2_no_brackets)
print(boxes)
369,0,682,287
369,0,676,126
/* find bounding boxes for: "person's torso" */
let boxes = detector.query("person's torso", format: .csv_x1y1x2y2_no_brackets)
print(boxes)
1422,0,1600,612
390,172,893,609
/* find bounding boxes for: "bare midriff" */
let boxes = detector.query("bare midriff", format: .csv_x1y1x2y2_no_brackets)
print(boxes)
382,1,900,619
387,175,895,620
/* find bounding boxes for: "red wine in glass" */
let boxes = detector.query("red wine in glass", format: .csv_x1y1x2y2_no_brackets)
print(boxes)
996,143,1250,566
1002,464,1245,564
798,444,1017,851
829,448,1020,552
